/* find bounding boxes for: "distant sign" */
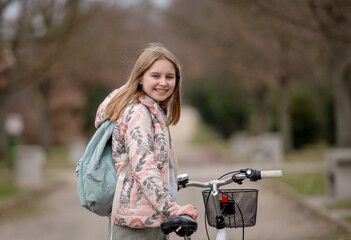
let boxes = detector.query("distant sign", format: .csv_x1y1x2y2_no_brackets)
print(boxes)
5,114,24,136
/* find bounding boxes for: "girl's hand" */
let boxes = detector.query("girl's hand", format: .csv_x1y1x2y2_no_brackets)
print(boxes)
175,204,198,220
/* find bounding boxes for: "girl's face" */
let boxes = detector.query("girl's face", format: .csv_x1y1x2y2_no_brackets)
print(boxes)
141,58,176,103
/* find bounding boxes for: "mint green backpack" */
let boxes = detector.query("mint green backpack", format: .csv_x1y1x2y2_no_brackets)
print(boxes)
76,105,152,216
76,119,116,216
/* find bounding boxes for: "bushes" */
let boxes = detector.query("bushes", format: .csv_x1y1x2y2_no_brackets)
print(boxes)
290,93,321,148
184,76,249,139
289,86,335,149
185,76,335,148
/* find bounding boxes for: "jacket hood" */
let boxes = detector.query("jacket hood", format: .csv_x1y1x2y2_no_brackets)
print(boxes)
94,87,165,129
94,88,119,128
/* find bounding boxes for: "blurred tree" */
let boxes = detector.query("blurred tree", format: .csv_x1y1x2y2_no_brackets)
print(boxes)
165,0,351,152
0,0,343,154
0,0,81,158
166,0,322,151
48,2,148,142
252,0,351,147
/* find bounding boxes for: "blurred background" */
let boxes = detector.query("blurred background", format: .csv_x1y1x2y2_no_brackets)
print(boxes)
0,0,351,239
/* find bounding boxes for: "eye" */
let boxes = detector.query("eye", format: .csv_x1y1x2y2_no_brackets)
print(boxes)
152,74,159,78
166,75,175,79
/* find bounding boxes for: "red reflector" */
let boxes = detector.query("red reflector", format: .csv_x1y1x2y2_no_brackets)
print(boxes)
222,196,228,205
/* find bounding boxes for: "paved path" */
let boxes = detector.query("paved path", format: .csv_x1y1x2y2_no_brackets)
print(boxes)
0,169,108,240
0,160,337,240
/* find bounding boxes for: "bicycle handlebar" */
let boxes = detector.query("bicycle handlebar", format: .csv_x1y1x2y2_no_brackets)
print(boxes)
260,170,283,179
178,168,283,190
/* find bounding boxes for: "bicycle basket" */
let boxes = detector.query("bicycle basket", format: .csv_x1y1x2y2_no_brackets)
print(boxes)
202,189,258,228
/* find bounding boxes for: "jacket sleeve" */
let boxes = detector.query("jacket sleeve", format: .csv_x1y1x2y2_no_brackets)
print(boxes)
124,104,180,218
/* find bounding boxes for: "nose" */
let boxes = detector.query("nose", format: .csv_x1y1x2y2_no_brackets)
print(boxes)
159,77,167,86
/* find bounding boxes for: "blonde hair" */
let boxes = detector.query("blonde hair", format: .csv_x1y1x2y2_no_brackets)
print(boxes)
104,43,182,125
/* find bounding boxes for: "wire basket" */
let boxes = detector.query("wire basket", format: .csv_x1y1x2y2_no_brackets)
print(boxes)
202,189,258,228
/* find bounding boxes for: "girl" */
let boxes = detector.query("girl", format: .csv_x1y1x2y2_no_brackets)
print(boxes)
95,43,198,240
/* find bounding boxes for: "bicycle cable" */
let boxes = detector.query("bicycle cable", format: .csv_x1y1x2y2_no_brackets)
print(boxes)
203,170,244,240
218,171,239,180
218,190,246,240
218,171,246,240
204,186,212,240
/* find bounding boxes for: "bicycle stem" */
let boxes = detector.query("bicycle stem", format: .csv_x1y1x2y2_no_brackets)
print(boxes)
211,183,221,215
211,182,226,229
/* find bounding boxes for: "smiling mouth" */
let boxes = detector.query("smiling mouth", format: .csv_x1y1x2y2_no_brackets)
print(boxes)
155,89,168,93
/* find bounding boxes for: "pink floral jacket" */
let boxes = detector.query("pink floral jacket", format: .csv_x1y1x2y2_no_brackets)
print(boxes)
95,89,180,228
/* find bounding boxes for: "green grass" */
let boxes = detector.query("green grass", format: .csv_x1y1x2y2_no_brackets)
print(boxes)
278,172,326,196
327,200,351,210
0,155,53,222
278,145,328,196
0,145,72,204
0,185,21,202
285,142,329,162
45,146,73,168
0,169,21,203
313,230,351,240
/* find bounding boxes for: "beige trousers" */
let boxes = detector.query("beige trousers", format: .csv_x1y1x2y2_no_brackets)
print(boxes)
109,223,169,240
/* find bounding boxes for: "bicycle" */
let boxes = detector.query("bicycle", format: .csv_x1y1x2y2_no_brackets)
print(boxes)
161,168,283,240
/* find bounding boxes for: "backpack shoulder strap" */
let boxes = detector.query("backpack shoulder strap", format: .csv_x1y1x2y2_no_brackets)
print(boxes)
141,104,153,124
110,164,131,240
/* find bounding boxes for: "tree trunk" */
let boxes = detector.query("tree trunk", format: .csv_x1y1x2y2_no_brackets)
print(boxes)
39,77,52,152
329,41,351,148
0,93,7,161
335,61,351,147
250,87,271,135
278,77,292,153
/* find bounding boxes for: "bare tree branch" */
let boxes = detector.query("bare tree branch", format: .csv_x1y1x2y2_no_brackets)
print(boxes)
251,0,351,44
0,0,81,94
308,0,351,43
0,0,13,13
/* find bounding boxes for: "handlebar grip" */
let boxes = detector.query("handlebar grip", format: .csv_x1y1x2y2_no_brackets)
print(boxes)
260,170,283,179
